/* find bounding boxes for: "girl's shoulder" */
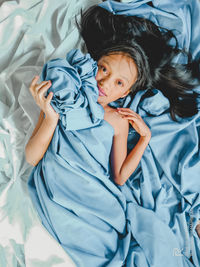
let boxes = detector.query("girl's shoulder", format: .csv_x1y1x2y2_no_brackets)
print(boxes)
104,107,129,136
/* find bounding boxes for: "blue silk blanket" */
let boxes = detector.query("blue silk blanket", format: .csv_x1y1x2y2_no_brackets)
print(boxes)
28,0,200,266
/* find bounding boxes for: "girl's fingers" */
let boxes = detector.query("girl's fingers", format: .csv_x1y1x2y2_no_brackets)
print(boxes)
117,108,140,116
117,108,134,112
35,80,51,91
47,91,53,103
120,114,138,123
29,76,39,91
121,115,136,120
31,75,39,85
118,110,138,118
38,81,52,97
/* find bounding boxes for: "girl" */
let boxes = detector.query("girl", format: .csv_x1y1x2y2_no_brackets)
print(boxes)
26,3,200,186
25,50,151,186
25,3,200,265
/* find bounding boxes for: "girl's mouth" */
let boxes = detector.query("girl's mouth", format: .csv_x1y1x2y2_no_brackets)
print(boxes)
98,85,106,96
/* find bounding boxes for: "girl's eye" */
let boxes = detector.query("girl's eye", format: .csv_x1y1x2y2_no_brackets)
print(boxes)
101,66,107,73
117,80,123,87
98,65,107,72
98,64,108,74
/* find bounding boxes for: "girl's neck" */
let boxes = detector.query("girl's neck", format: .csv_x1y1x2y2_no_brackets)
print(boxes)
101,103,110,111
100,103,115,113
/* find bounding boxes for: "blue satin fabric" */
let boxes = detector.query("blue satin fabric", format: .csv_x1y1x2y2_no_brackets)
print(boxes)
28,1,200,266
41,49,104,130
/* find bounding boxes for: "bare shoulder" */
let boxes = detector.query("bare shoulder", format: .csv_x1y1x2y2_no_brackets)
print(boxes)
104,107,129,136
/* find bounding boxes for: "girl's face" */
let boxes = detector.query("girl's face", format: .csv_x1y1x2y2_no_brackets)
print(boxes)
96,53,138,108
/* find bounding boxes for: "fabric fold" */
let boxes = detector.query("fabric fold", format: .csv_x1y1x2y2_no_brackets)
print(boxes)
28,1,200,266
41,49,104,130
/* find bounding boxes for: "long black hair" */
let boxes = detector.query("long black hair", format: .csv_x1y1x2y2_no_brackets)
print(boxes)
76,5,200,121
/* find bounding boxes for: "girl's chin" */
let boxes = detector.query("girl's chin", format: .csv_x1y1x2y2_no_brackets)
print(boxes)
97,95,103,101
97,96,107,106
97,97,102,104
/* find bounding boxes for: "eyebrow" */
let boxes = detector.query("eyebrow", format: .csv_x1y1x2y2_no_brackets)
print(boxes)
100,59,130,84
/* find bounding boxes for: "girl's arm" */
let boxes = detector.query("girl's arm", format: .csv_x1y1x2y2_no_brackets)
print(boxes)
25,111,58,166
111,108,151,186
29,110,45,140
25,76,59,166
110,116,129,185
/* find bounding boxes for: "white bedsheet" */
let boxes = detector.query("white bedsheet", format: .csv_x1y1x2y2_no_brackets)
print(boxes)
0,0,101,266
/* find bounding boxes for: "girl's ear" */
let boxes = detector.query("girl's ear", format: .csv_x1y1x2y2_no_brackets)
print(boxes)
121,89,130,98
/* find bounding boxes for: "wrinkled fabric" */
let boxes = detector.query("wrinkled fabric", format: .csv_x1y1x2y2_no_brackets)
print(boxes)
100,1,200,266
41,49,104,130
28,1,200,267
0,0,100,266
1,0,199,266
98,0,200,266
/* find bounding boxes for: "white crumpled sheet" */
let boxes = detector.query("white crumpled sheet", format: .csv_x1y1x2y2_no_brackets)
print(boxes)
0,0,101,266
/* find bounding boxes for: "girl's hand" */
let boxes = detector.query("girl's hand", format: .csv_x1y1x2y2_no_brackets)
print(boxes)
29,76,59,121
196,220,200,238
117,108,151,139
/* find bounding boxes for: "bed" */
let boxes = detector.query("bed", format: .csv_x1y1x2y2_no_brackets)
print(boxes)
0,0,199,266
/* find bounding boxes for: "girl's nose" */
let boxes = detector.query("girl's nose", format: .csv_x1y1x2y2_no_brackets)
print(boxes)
99,80,104,87
99,76,111,86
